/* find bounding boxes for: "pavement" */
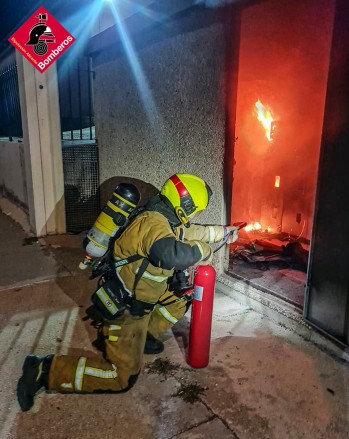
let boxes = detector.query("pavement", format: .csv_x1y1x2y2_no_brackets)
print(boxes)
0,207,348,439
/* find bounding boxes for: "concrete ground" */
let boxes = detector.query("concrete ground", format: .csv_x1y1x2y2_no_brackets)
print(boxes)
0,208,348,439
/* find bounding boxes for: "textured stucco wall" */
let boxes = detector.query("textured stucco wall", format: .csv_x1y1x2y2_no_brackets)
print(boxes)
93,14,227,230
0,140,27,208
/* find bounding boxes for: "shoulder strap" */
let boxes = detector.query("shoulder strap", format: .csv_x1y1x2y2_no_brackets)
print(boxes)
133,258,149,298
110,204,150,296
113,253,143,268
108,206,147,252
92,207,149,280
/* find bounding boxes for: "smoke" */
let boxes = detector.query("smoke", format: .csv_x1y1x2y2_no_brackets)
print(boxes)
195,0,240,7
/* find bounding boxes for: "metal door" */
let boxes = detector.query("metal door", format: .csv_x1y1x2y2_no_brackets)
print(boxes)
304,1,349,347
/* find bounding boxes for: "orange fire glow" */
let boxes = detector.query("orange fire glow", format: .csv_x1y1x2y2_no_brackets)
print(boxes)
245,222,262,232
245,222,273,233
254,99,274,142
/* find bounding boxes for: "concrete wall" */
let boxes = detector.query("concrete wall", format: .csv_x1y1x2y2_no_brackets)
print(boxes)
0,140,27,208
93,9,227,232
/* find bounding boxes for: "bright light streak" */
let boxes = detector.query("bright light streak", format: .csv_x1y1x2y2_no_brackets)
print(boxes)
117,0,168,22
57,0,104,77
107,1,165,145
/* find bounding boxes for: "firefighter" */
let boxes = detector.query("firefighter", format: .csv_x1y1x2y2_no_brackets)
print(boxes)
17,173,238,411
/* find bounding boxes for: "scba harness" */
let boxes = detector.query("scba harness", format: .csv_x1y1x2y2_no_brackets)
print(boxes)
91,252,156,320
88,198,194,321
89,204,158,320
91,254,194,321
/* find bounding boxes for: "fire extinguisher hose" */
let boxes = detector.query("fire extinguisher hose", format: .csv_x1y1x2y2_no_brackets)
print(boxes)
212,222,247,253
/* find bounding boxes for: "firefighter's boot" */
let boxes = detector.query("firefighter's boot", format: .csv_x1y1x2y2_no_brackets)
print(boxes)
17,354,53,411
144,333,164,354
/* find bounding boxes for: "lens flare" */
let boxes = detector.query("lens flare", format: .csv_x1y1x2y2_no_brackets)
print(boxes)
107,1,165,146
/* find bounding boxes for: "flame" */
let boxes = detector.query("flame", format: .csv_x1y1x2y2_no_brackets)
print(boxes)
245,222,262,232
254,99,274,142
245,222,273,233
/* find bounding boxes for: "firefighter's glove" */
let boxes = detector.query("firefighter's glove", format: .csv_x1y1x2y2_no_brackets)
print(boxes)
225,226,239,244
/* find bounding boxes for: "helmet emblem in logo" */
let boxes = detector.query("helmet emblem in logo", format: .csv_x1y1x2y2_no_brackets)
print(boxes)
26,13,56,56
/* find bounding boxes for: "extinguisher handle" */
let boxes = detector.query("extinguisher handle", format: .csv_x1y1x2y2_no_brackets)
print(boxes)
233,221,247,230
212,222,247,253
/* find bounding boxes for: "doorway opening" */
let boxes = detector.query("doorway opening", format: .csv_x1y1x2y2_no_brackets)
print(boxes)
227,0,335,309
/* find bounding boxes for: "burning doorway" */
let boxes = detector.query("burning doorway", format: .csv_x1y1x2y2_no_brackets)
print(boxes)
228,0,335,308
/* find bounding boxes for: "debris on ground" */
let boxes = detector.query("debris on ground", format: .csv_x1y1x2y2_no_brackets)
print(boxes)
146,358,180,378
173,382,207,404
22,236,38,246
232,239,309,272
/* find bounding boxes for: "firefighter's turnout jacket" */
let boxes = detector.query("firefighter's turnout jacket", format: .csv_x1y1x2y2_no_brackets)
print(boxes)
47,197,226,394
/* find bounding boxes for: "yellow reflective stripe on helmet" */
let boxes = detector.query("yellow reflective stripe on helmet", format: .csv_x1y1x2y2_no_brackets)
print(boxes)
208,226,215,243
159,306,178,324
75,357,87,391
84,364,117,379
136,269,167,283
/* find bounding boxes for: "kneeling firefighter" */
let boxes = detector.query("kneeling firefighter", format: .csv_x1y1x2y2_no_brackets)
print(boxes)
17,173,238,411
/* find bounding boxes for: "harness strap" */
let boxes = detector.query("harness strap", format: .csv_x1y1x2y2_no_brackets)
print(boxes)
113,253,143,268
133,258,150,298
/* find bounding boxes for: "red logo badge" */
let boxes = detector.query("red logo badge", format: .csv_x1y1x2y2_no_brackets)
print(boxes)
9,7,75,73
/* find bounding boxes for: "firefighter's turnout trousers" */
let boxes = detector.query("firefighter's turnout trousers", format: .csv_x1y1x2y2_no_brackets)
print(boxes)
48,290,187,393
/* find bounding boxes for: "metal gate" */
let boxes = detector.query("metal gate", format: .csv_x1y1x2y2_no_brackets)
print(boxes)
58,54,99,232
0,49,22,138
62,143,99,232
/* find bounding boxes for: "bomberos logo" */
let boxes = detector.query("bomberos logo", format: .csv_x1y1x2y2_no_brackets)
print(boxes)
9,6,75,74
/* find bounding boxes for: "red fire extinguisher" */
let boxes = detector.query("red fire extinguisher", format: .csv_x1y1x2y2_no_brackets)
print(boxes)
186,223,246,368
187,264,216,368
